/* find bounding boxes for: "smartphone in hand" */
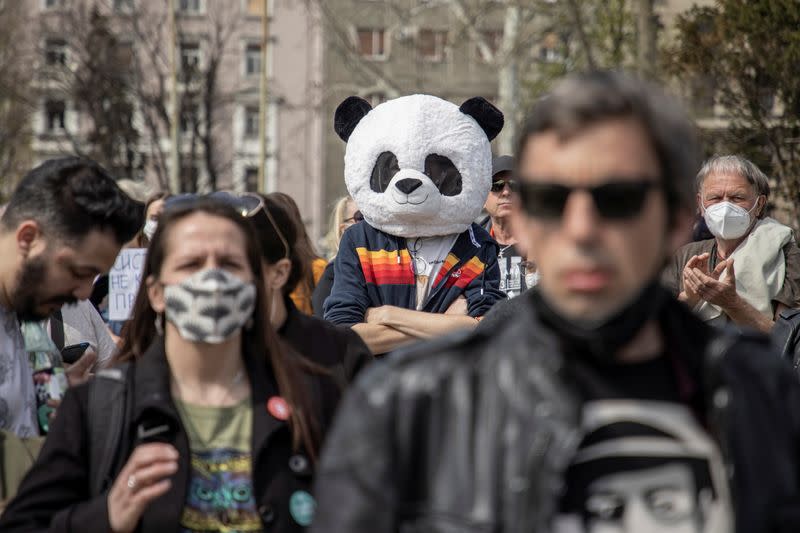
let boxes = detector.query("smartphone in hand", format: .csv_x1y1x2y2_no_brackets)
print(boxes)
61,342,91,365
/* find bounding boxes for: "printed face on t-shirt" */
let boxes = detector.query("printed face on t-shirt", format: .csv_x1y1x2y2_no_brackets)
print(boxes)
583,463,703,533
555,401,732,533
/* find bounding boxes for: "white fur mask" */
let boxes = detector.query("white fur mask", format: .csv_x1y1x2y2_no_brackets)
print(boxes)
336,94,503,238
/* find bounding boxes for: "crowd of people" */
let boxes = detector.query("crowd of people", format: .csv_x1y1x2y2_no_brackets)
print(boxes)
1,70,800,533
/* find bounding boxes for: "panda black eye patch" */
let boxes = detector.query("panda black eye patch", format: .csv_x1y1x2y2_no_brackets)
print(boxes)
371,151,400,193
424,154,462,196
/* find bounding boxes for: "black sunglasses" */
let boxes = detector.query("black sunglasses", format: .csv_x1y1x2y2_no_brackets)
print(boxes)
343,210,364,224
490,179,520,194
517,179,659,220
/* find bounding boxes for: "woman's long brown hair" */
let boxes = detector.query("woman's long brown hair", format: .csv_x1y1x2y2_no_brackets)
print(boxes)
115,199,320,458
267,192,322,291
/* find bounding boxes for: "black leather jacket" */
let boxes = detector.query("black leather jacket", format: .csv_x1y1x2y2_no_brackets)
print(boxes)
312,292,800,533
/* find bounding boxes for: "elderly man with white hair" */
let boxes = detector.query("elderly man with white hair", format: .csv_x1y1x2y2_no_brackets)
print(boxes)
663,155,800,332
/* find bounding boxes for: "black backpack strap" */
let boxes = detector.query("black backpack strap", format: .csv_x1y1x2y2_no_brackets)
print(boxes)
88,362,133,496
50,309,65,351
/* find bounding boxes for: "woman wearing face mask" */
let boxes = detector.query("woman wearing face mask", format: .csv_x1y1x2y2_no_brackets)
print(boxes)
138,192,170,247
215,192,372,386
662,155,800,332
0,199,340,532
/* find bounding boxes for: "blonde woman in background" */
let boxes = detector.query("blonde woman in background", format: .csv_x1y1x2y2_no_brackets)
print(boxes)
313,196,361,317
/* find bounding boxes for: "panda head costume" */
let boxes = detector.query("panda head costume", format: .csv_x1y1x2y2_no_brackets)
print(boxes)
334,94,503,238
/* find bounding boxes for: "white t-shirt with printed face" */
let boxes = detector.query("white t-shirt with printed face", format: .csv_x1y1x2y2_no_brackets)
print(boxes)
0,305,39,437
408,234,459,310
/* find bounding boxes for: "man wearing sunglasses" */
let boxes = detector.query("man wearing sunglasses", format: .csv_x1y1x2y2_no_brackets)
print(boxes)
480,155,531,298
312,72,800,533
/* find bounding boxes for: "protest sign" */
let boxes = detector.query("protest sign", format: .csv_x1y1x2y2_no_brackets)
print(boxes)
108,248,146,321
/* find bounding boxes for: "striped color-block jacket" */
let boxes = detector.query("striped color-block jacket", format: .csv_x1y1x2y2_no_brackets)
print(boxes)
323,221,503,326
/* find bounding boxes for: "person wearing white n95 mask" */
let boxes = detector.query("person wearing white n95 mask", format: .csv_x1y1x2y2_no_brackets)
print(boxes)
662,155,800,333
702,200,759,241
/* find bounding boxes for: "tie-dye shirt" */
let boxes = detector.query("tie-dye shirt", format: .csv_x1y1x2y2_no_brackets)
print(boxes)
175,398,262,533
0,305,38,438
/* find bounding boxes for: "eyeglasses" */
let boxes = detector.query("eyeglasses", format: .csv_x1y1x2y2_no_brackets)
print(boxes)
490,179,520,194
517,178,659,220
164,191,290,259
343,210,364,224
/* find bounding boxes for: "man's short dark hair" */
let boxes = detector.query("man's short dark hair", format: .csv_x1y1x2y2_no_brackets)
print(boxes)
517,70,701,215
1,157,144,245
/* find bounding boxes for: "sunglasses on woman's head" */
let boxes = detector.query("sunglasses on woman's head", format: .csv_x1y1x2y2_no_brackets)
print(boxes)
164,191,291,259
516,178,659,220
490,179,520,194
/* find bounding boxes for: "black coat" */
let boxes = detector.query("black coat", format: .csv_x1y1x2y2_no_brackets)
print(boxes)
0,338,342,533
312,291,800,533
279,297,372,388
311,262,335,319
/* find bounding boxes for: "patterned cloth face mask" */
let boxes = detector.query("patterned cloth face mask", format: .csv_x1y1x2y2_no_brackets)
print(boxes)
163,268,256,344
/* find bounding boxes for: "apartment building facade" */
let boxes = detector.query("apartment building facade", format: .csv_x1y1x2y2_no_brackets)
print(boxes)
14,0,736,243
23,0,327,240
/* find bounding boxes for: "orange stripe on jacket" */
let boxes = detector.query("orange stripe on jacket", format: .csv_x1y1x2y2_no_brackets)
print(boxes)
439,255,486,290
356,247,416,285
433,253,460,286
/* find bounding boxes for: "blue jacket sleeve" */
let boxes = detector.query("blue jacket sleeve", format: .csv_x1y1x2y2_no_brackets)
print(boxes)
464,246,504,318
323,228,371,326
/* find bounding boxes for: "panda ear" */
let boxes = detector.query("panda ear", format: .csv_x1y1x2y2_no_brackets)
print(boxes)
334,96,373,142
459,97,504,141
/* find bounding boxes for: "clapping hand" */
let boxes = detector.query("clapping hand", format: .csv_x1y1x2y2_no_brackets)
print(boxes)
683,254,738,309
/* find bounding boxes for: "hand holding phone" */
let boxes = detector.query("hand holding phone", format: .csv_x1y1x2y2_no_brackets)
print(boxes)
61,342,91,365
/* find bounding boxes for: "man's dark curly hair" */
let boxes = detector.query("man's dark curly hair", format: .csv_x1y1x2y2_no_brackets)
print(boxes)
1,157,144,245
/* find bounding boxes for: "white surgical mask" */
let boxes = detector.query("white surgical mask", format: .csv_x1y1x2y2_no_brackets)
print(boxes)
525,271,540,288
702,200,758,240
143,219,158,240
164,268,256,344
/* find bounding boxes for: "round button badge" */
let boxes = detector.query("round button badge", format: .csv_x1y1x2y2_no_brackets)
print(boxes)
267,396,291,421
289,490,316,526
289,454,310,475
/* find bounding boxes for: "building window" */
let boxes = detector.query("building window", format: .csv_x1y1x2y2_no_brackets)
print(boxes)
180,43,201,73
245,44,261,76
244,106,259,138
45,39,67,66
418,29,447,62
357,28,387,60
179,0,203,13
244,166,259,191
476,30,502,62
115,42,134,70
113,0,134,11
180,164,199,193
45,100,66,132
180,103,199,134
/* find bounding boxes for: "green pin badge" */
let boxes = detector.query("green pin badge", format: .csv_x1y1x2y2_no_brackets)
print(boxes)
289,490,316,526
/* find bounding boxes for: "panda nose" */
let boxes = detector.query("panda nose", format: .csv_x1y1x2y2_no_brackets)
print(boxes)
396,178,423,195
